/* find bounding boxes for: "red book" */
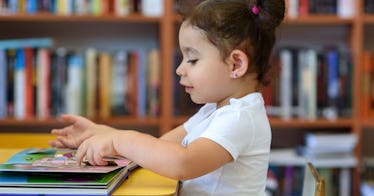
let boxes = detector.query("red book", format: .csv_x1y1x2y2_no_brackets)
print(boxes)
362,51,372,118
24,48,34,118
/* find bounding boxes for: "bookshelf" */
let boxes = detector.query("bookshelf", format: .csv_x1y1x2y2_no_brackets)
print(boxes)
0,0,373,195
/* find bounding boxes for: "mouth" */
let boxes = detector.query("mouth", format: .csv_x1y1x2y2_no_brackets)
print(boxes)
180,83,193,93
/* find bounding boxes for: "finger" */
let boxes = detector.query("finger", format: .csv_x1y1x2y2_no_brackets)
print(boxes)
86,145,96,166
59,114,80,124
57,136,77,149
94,151,108,166
76,141,88,166
50,128,68,136
48,140,66,148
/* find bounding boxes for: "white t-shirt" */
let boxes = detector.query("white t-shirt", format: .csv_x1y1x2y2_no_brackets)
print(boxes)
179,92,271,196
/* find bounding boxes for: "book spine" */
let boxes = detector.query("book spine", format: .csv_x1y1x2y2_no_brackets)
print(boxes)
65,55,83,115
0,49,6,118
0,38,53,50
99,52,112,119
85,48,97,118
14,49,26,119
36,48,51,119
279,49,292,120
306,49,317,120
137,49,147,117
115,0,132,16
110,50,128,116
362,51,372,118
141,0,163,16
147,49,161,117
337,0,355,18
25,48,34,118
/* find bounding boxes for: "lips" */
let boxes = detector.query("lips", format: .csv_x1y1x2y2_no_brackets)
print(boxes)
180,82,193,93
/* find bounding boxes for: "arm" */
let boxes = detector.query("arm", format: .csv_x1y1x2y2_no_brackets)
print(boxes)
159,124,187,143
76,129,233,180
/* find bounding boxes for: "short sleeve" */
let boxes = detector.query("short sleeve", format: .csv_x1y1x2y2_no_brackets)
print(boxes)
201,109,255,160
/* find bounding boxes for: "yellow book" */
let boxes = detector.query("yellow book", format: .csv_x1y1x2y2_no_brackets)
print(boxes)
99,52,111,119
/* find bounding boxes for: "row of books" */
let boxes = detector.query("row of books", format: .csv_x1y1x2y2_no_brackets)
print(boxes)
264,47,353,121
0,0,163,17
0,38,161,119
286,0,355,19
267,165,353,196
362,51,374,118
268,132,357,195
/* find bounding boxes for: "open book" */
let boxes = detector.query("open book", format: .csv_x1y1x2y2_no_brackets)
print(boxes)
0,148,137,195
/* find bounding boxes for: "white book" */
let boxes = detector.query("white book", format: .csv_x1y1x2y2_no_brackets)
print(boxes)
337,0,355,18
280,49,292,120
287,0,299,19
339,168,351,196
14,49,26,119
65,55,83,115
305,50,317,120
306,133,358,149
141,0,164,16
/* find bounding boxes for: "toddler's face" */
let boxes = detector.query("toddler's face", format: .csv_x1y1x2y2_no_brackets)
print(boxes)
176,21,235,107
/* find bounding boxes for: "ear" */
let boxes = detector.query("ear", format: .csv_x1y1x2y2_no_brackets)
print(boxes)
228,49,249,78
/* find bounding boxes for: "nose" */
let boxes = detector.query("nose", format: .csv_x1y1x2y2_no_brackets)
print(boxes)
176,62,185,77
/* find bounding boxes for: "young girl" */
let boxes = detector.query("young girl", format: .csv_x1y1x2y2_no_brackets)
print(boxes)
49,0,285,195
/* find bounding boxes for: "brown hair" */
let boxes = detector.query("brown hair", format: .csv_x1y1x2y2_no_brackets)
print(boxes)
176,0,285,86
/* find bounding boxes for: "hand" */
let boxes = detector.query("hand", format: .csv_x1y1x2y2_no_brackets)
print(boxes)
48,114,97,149
75,125,122,166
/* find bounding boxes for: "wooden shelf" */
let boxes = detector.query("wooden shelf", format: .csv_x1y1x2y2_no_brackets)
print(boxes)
269,118,354,128
284,15,354,25
0,13,161,23
360,119,374,129
364,14,374,24
173,116,354,129
0,117,160,127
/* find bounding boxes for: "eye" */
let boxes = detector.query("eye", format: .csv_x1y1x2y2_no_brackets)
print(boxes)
187,59,198,65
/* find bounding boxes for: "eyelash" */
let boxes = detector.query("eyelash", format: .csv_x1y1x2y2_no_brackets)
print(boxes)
187,59,198,65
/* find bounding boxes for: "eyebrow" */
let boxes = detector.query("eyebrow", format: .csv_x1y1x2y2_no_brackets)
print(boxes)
181,46,199,55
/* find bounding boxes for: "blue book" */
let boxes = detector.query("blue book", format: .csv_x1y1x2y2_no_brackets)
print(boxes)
137,49,147,117
0,49,6,118
325,49,339,119
9,0,18,14
26,0,38,14
0,38,53,50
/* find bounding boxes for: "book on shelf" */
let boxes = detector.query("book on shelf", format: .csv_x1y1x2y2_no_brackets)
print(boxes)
266,47,353,120
0,148,137,195
0,0,163,17
0,38,53,50
1,45,161,119
0,49,6,119
269,148,354,196
285,0,355,18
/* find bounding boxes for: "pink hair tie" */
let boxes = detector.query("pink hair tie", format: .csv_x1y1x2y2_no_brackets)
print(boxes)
252,5,259,15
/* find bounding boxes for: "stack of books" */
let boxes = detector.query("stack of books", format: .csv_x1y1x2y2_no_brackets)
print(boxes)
0,148,137,195
299,133,358,168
